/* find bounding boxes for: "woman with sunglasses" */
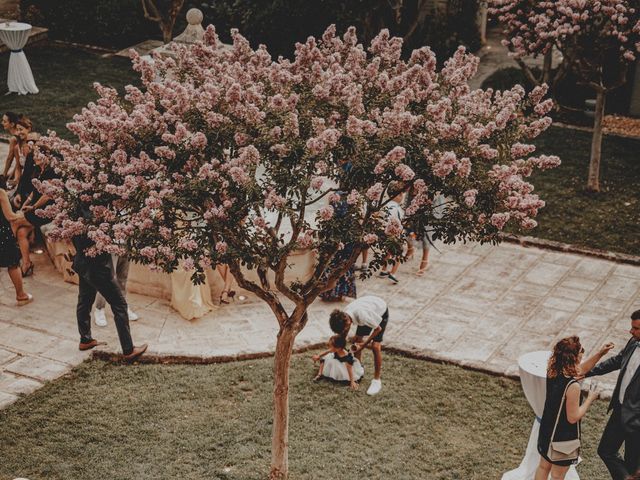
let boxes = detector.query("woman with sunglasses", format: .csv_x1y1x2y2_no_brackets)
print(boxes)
535,336,614,479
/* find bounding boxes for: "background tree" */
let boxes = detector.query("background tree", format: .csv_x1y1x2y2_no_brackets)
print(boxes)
490,0,640,192
141,0,185,43
488,0,556,87
36,25,558,479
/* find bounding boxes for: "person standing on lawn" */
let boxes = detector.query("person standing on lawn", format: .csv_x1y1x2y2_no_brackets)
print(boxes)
585,309,640,480
329,295,388,395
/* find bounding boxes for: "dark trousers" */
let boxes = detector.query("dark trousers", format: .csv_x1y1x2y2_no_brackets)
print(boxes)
598,406,640,480
76,259,133,355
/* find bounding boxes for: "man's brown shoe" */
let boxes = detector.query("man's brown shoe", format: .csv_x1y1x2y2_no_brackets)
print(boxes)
79,339,98,351
123,344,148,362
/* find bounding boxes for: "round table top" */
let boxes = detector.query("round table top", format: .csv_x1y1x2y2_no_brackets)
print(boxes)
0,21,32,32
518,350,551,378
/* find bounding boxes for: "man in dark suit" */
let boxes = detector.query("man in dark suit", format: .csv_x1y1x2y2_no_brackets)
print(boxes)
587,309,640,480
72,232,147,362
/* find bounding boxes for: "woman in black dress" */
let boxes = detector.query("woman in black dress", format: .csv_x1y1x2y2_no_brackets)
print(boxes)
535,336,614,479
0,175,33,305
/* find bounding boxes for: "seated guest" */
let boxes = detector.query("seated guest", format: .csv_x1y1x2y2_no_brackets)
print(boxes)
0,175,32,305
1,112,20,187
535,336,613,480
312,335,363,390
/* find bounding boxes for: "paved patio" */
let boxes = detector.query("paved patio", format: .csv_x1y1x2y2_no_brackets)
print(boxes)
0,227,638,409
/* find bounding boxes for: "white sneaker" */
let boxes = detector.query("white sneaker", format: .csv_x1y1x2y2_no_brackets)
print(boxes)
367,379,382,396
94,308,107,327
127,308,139,321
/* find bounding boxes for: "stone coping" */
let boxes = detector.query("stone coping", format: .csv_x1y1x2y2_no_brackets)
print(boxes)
500,234,640,266
91,343,614,400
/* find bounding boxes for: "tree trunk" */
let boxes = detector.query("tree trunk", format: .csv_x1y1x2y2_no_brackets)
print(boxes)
587,89,606,192
269,325,297,480
162,23,173,43
542,49,553,85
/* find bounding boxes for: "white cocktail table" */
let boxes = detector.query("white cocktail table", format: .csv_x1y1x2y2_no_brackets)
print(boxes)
0,21,39,94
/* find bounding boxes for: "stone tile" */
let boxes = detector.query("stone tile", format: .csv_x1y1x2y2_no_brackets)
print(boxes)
587,294,632,313
0,347,18,365
573,258,614,281
0,390,18,409
614,264,640,280
475,315,520,344
572,308,619,331
552,286,593,303
484,244,542,268
561,275,602,291
492,293,542,319
38,339,92,365
5,356,70,382
512,281,554,297
0,324,61,355
597,276,640,301
447,337,501,363
436,251,481,267
466,262,527,285
0,372,43,395
451,276,507,301
524,307,574,335
541,296,583,313
524,262,571,286
489,329,555,370
541,251,582,267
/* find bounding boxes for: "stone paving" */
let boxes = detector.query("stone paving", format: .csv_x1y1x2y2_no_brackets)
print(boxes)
0,228,638,409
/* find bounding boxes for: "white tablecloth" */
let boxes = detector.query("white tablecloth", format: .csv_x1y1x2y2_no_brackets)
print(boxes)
0,22,39,95
502,350,579,480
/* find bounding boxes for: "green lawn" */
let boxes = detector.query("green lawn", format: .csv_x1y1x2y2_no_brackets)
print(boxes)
0,44,139,139
0,353,611,480
1,46,637,255
529,126,640,256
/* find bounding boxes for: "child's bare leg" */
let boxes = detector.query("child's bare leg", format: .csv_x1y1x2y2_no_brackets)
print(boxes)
371,342,382,380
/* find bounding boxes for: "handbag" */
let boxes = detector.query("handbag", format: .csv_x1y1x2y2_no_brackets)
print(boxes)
547,380,581,462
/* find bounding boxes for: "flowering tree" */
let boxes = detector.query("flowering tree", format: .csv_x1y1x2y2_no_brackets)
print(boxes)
491,0,640,192
488,0,557,87
36,25,559,479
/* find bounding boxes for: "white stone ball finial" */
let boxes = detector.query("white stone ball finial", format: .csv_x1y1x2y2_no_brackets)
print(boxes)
186,8,203,26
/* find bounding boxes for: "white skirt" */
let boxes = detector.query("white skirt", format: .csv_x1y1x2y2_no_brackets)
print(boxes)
322,355,364,382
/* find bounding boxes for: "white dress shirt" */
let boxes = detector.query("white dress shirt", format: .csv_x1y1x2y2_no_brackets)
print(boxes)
620,343,640,404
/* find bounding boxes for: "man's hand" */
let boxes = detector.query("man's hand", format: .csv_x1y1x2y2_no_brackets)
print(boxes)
350,343,364,354
311,354,321,363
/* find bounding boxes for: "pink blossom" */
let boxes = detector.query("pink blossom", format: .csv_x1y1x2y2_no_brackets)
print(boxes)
384,217,404,237
463,189,478,208
363,233,378,244
318,205,335,221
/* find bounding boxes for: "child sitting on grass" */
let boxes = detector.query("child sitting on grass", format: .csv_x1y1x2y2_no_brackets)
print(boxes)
312,335,364,390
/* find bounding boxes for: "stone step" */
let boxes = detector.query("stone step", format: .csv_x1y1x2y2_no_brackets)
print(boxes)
0,19,48,54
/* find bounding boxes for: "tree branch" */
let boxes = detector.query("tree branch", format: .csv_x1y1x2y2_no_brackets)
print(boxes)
228,259,288,327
